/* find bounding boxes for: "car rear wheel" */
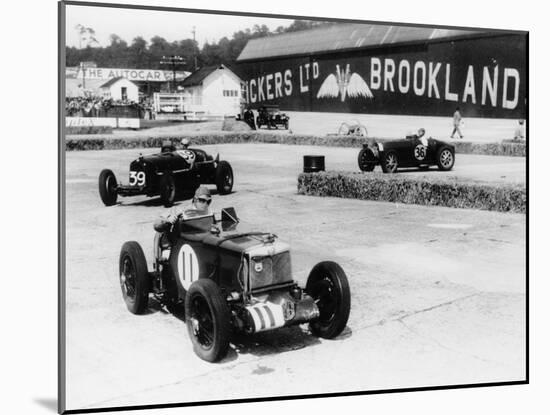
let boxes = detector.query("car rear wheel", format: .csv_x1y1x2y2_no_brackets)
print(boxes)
357,148,376,172
98,169,118,206
306,261,350,339
185,279,231,362
215,161,234,195
159,172,176,207
119,241,150,314
381,151,399,173
437,147,455,171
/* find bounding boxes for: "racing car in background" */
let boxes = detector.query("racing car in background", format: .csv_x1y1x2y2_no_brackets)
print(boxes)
119,208,351,362
98,144,234,207
358,133,455,173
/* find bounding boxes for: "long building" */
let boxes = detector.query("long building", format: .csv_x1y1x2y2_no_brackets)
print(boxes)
236,23,527,119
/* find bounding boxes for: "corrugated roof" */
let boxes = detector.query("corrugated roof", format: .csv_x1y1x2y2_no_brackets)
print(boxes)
237,23,487,61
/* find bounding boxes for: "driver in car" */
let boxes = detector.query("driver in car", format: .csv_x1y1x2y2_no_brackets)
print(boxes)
153,186,213,233
416,128,429,146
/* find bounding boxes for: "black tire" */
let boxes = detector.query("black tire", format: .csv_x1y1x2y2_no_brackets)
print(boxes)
185,279,231,362
98,169,118,206
357,148,376,172
306,261,351,339
215,161,234,195
380,151,399,173
159,172,176,207
436,147,455,171
119,241,150,314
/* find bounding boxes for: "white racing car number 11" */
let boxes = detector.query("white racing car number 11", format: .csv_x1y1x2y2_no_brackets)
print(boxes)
129,171,146,186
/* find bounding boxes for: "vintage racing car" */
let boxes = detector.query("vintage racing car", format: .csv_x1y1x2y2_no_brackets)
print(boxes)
357,133,455,173
119,208,351,362
256,105,290,130
99,144,234,207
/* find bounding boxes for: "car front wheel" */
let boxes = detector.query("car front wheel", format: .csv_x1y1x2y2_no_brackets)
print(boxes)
306,261,350,339
185,279,231,362
357,148,376,172
119,241,150,314
98,169,118,206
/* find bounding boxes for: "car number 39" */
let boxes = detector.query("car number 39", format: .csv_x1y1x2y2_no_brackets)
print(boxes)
414,145,427,160
129,171,146,186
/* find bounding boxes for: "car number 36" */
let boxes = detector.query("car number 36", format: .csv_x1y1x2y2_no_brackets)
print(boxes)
129,171,146,186
414,145,427,160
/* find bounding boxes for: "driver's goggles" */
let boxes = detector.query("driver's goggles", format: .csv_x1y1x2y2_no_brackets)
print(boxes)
196,197,211,205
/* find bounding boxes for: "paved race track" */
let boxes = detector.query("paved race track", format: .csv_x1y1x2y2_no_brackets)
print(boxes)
63,144,526,410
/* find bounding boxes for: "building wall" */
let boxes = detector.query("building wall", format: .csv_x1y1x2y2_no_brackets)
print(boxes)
202,69,242,116
103,78,139,102
237,33,527,119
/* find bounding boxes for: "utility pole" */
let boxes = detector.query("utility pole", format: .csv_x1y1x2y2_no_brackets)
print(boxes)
160,55,185,92
192,27,198,71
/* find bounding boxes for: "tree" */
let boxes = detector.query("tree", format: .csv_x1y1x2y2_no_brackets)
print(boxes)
128,37,149,68
66,19,333,69
75,24,98,49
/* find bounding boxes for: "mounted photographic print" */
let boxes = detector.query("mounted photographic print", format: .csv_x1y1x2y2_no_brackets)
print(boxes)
59,0,528,413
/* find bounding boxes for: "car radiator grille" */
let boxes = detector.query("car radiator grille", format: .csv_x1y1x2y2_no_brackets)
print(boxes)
249,252,292,290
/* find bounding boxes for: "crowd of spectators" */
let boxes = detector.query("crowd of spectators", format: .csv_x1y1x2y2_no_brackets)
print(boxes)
65,96,154,118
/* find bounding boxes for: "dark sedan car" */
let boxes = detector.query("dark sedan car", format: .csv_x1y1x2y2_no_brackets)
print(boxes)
358,133,455,173
256,105,289,130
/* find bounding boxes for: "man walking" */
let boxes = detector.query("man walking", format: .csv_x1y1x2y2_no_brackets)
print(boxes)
451,107,464,139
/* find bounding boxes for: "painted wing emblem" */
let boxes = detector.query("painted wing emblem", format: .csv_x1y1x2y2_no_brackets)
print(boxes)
347,73,374,99
316,74,339,99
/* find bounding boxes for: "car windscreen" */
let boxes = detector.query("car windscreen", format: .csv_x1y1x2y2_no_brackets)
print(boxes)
178,215,214,234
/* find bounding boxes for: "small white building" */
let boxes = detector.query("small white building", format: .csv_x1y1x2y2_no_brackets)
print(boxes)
181,64,242,117
100,77,139,102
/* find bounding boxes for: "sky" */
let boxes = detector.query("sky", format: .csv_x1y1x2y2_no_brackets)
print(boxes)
65,3,300,48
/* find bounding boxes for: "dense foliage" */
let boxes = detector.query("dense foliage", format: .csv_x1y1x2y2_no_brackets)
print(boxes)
64,130,526,157
66,20,331,70
297,171,526,213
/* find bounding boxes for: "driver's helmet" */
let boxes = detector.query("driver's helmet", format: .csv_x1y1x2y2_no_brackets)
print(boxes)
193,186,212,209
417,128,426,137
181,138,190,148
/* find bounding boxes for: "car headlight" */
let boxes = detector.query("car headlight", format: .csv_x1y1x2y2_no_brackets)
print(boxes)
377,142,384,151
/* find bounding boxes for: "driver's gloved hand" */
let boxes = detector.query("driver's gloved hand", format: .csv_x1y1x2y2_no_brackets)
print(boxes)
153,219,172,232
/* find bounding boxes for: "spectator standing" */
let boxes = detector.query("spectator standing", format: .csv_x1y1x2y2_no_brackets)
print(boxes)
514,119,525,140
450,107,464,139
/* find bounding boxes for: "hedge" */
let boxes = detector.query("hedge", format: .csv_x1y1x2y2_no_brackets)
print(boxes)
65,132,526,157
297,171,526,213
65,126,113,135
